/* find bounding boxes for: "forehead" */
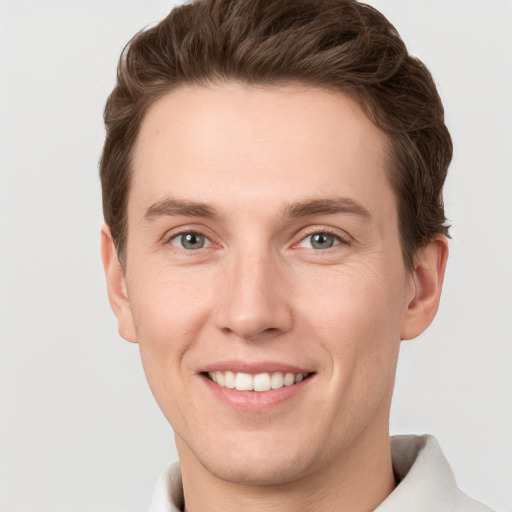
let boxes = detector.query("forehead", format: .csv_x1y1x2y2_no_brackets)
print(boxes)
130,82,393,220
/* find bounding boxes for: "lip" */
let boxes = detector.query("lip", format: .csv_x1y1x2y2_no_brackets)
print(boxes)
198,361,315,410
199,360,313,375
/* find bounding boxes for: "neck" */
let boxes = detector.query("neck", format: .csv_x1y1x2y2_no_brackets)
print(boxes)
177,426,396,512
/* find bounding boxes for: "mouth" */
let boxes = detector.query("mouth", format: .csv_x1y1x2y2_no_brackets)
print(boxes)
204,370,312,392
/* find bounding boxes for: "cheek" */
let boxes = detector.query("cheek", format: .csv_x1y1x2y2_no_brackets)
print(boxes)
295,262,407,373
127,268,213,385
130,282,212,427
129,262,213,334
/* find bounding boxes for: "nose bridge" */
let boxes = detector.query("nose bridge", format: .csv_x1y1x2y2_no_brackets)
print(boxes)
216,241,292,340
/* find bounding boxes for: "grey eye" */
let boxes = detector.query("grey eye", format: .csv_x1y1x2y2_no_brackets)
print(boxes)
310,233,336,249
171,232,208,250
298,232,340,250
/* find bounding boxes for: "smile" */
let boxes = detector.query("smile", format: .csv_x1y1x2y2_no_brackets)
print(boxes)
207,371,310,392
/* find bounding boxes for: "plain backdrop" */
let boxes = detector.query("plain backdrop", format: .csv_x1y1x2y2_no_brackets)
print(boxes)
0,1,511,511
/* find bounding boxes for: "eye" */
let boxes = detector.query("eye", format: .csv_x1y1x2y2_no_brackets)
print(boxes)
298,232,342,250
170,232,210,250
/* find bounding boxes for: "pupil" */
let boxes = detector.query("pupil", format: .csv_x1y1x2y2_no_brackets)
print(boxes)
182,233,204,249
312,233,334,249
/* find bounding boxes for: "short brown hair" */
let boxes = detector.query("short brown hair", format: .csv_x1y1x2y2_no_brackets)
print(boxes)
100,0,452,270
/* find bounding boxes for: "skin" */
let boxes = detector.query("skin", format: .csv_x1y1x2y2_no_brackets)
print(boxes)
102,83,448,512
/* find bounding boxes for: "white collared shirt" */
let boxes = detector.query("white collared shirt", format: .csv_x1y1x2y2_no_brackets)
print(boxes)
147,435,494,512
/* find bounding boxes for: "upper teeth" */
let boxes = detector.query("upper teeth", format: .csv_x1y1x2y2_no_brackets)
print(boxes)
208,371,307,392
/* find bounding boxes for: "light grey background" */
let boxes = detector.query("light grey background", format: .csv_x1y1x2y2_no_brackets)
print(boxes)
0,1,511,511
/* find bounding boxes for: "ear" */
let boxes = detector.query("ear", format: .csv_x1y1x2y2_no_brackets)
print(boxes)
401,236,449,340
101,224,137,343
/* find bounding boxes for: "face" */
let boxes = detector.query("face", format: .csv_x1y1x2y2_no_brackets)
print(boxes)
104,83,443,486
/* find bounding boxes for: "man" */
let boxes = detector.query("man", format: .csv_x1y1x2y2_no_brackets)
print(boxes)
100,0,494,510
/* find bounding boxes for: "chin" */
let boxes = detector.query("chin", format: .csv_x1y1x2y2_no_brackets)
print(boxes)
186,430,325,486
206,452,312,486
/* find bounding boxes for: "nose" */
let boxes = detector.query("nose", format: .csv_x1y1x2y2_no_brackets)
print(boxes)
214,248,293,341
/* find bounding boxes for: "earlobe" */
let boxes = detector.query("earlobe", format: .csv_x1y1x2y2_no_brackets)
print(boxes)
401,236,449,341
101,224,138,343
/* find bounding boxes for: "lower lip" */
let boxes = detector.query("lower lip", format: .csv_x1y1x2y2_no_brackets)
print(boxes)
201,374,313,410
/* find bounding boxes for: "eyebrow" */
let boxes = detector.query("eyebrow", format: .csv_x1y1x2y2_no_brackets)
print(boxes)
283,197,372,220
144,198,220,222
143,196,371,223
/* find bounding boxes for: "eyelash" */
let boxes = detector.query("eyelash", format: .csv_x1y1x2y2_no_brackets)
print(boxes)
166,228,350,252
168,231,212,251
295,228,350,250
